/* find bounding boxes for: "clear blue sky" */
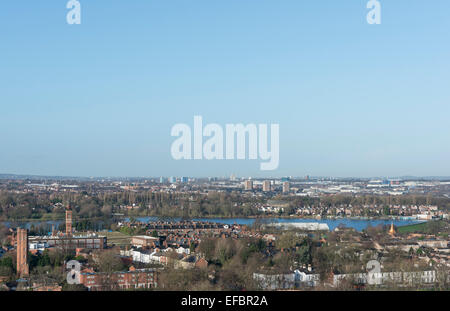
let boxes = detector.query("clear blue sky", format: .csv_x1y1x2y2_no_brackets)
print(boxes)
1,1,449,178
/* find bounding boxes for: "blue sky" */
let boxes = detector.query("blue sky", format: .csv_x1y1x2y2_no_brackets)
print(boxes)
0,1,449,178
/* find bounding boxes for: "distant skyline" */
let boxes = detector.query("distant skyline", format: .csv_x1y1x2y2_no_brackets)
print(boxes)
1,1,450,178
2,173,450,181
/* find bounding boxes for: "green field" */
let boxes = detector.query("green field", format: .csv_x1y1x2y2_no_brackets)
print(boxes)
100,231,132,246
397,220,449,236
397,222,428,234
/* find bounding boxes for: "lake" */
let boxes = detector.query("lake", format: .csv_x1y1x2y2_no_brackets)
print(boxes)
130,217,425,232
2,217,425,232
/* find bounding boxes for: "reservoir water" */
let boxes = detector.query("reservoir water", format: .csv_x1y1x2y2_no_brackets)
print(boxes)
132,217,425,232
2,217,425,232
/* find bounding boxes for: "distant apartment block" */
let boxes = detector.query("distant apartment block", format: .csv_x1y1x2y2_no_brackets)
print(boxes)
283,181,290,193
263,180,271,192
244,180,253,191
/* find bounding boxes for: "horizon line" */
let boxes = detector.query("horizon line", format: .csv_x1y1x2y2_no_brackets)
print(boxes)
1,173,450,181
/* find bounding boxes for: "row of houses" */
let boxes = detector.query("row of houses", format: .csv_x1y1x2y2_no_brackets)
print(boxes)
120,220,224,231
120,248,208,270
128,225,263,253
253,269,448,290
80,266,159,290
256,203,444,218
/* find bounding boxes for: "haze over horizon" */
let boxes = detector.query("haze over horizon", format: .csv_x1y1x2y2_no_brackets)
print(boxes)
1,1,449,177
1,172,450,181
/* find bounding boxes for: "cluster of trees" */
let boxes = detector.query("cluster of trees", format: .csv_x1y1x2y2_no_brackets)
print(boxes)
159,237,270,290
275,232,314,267
1,190,449,221
0,224,9,246
0,191,264,220
0,247,78,284
0,244,132,289
182,235,317,290
0,255,14,279
0,192,53,220
28,249,77,270
160,232,369,290
183,228,450,290
131,192,263,218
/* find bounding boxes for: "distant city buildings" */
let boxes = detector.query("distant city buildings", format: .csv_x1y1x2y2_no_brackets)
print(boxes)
4,175,450,201
282,181,290,193
263,180,271,192
244,180,253,191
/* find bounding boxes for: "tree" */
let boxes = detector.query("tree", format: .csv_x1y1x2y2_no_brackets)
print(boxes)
276,232,298,250
295,241,312,266
189,241,196,254
0,265,13,279
215,239,236,266
435,264,450,290
0,224,9,246
312,246,335,282
0,256,14,270
97,250,125,273
0,255,14,279
158,267,211,290
199,239,216,262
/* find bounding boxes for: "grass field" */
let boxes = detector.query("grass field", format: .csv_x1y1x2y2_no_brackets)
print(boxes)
397,222,428,234
100,231,132,246
396,220,450,236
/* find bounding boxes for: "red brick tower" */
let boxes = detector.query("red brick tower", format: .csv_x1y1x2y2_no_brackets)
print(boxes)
66,206,73,237
16,228,29,278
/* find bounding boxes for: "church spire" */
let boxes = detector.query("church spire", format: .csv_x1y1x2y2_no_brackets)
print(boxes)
389,222,396,236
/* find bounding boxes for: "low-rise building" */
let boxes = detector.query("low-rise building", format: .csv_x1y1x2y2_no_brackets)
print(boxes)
131,235,159,248
80,266,158,290
28,234,107,250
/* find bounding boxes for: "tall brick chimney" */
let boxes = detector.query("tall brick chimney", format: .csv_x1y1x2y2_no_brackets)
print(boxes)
16,228,29,278
66,206,73,237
